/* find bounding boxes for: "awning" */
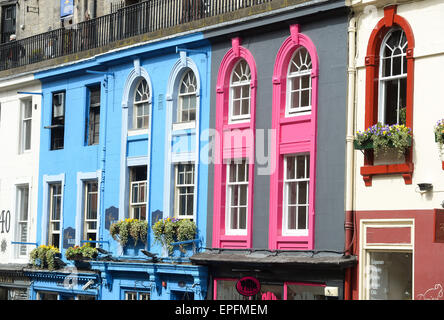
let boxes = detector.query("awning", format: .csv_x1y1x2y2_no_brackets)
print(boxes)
190,250,357,270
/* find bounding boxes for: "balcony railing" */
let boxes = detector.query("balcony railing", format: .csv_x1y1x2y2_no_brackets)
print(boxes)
0,0,272,72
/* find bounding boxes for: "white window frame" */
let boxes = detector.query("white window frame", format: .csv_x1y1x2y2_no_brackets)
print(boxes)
359,219,414,300
132,79,150,130
124,291,150,300
19,98,32,153
177,70,197,125
282,153,310,236
225,159,249,236
286,47,312,117
378,28,408,126
86,85,101,146
15,184,29,258
129,166,147,221
174,163,195,219
229,60,251,123
48,182,62,248
83,180,99,245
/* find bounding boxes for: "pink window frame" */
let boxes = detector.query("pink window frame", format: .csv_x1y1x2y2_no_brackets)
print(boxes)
212,37,257,249
283,281,326,300
269,24,319,250
213,278,326,300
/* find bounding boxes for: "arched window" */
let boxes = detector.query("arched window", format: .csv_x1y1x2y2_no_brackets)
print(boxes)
287,47,312,115
269,25,319,250
213,37,257,249
361,5,415,186
229,59,251,122
177,70,197,123
133,78,150,129
379,28,407,125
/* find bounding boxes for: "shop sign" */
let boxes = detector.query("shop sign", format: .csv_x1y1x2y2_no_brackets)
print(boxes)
236,276,260,297
60,0,73,18
434,209,444,243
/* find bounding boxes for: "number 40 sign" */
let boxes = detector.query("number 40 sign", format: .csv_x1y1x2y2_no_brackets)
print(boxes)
0,210,11,233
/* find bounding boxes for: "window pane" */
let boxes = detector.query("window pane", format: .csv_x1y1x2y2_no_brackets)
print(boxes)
286,284,326,300
300,90,310,108
298,206,307,230
186,194,194,215
231,186,238,206
288,206,296,230
230,208,238,230
384,79,399,125
239,185,247,206
232,100,240,116
288,182,297,205
241,98,249,116
368,252,412,300
291,91,300,109
229,163,237,183
286,156,295,180
298,181,308,204
296,156,306,179
301,75,310,89
239,207,247,229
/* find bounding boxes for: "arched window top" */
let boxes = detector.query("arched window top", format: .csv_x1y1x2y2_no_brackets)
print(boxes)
288,47,312,75
133,78,150,129
177,69,197,124
231,59,251,85
381,28,407,78
286,46,313,115
180,70,197,94
134,78,150,103
229,59,252,122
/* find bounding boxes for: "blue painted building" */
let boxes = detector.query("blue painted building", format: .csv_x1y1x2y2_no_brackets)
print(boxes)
28,33,211,300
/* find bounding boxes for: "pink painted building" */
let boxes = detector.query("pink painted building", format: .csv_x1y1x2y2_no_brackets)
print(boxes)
191,0,355,300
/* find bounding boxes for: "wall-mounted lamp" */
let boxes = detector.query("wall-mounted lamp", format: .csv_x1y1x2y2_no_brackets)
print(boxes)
162,281,167,288
417,183,433,193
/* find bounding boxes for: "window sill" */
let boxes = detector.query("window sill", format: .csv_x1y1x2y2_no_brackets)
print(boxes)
128,128,148,137
360,162,414,186
173,121,195,131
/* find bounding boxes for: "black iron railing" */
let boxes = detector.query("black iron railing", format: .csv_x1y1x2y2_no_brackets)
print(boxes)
0,0,272,72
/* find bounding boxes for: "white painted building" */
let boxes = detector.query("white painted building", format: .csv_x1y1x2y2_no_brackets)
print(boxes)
346,0,444,300
0,74,41,268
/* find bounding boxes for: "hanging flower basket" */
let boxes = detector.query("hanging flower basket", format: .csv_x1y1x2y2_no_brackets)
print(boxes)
109,219,148,247
152,218,197,255
434,119,444,145
29,245,61,271
65,244,98,261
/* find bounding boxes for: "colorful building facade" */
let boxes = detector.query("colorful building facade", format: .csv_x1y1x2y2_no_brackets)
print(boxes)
24,32,211,300
346,0,444,300
191,0,356,300
0,74,41,299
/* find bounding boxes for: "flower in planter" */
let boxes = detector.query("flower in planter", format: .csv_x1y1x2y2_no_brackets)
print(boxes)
434,119,444,150
355,123,412,157
29,245,60,271
109,218,148,247
65,244,98,261
152,218,197,254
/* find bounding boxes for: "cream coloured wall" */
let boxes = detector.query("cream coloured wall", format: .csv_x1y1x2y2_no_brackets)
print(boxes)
351,0,444,211
0,75,41,264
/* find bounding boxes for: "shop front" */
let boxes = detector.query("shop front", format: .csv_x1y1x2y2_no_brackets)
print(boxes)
0,265,30,300
191,250,356,300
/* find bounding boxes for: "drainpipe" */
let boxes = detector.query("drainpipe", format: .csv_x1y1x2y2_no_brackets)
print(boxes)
344,16,357,301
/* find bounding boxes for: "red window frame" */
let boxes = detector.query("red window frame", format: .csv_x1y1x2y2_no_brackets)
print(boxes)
361,5,415,186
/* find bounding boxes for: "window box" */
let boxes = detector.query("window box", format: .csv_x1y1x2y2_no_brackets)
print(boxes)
354,135,412,151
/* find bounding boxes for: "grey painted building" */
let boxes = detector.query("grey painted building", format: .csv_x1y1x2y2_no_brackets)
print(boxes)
191,0,356,300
